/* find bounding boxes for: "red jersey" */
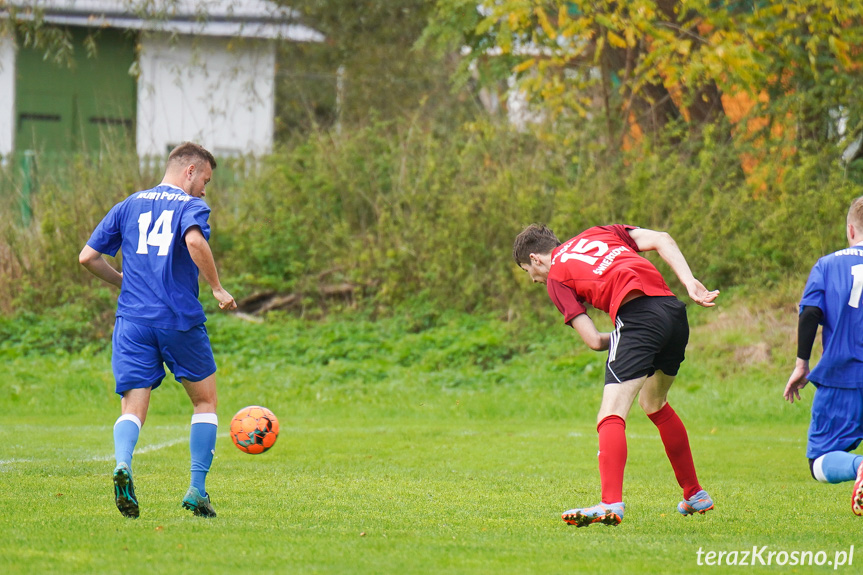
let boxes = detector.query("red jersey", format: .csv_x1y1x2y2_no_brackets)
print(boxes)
547,224,675,325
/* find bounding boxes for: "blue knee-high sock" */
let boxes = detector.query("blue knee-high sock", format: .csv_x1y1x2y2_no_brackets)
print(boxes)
190,413,218,494
812,451,863,483
114,414,142,469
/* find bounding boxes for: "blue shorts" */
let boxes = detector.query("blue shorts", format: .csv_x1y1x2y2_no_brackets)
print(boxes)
807,384,863,459
112,317,216,395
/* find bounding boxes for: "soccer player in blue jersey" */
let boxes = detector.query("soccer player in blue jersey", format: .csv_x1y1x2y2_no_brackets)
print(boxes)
784,196,863,515
79,142,236,519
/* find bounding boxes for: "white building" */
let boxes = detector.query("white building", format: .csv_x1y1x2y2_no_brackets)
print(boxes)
0,0,323,159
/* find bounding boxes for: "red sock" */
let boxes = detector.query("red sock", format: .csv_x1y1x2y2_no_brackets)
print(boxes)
647,403,702,499
597,415,627,504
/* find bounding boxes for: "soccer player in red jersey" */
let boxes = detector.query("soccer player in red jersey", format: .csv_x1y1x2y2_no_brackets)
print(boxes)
513,224,720,526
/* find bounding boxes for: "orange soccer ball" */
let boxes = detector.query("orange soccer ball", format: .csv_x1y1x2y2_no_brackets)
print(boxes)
229,406,279,454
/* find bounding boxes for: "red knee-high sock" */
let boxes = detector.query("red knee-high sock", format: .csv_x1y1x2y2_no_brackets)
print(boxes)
647,403,702,499
597,415,627,504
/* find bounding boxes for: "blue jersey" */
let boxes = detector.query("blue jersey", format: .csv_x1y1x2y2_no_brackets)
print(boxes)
800,246,863,388
87,184,211,331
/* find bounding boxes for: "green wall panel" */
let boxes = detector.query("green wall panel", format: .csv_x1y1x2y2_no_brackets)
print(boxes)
15,27,136,154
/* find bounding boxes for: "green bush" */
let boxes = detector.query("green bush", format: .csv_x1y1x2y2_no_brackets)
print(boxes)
1,114,859,332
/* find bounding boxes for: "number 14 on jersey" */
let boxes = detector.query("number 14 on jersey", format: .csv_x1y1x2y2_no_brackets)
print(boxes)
136,210,175,256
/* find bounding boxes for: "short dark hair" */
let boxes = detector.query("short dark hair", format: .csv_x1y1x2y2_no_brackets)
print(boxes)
512,224,560,265
167,142,217,170
849,196,863,231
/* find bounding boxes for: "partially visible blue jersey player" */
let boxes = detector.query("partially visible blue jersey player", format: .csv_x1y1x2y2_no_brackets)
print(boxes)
79,142,237,519
784,195,863,516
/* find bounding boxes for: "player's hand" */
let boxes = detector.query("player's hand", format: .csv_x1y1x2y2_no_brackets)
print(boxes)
213,287,237,311
686,279,720,307
783,361,810,404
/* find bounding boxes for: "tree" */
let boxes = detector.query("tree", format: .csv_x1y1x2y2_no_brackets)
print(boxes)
1,3,87,65
275,0,468,136
423,0,863,153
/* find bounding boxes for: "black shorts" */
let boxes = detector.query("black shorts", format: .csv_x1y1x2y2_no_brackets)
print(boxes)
605,296,689,384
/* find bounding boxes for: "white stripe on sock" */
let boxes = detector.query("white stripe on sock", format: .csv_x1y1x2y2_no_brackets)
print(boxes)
115,414,142,430
812,455,830,483
191,413,218,426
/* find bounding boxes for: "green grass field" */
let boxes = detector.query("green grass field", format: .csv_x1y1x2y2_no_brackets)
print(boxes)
1,303,859,574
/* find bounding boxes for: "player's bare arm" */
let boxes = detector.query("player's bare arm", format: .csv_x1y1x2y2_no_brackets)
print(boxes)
784,358,810,404
627,228,719,307
785,305,819,403
184,227,237,311
78,245,123,289
571,313,610,351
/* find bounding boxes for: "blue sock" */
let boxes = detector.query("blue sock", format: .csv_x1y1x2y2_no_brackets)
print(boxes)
190,413,218,495
812,451,863,483
114,414,142,469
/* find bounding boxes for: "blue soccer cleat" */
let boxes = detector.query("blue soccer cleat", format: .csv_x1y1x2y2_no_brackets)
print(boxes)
852,462,863,516
562,502,625,527
182,486,217,518
113,462,139,519
678,489,714,516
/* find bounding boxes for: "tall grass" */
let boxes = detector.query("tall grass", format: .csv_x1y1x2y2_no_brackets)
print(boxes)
1,115,856,324
0,147,155,314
